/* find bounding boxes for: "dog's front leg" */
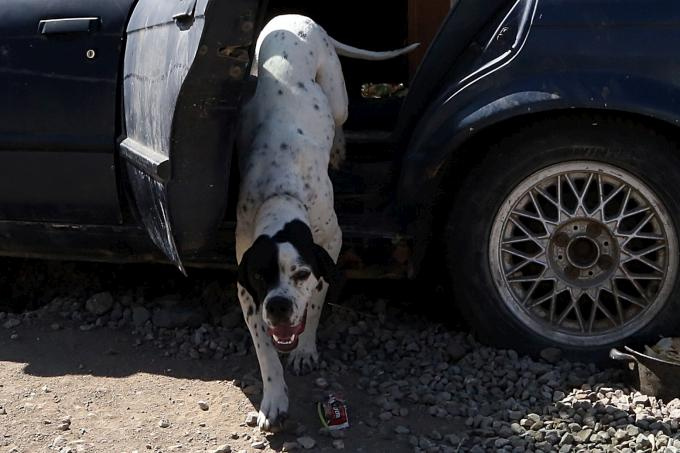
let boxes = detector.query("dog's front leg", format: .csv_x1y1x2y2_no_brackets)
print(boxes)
288,282,327,375
238,284,288,431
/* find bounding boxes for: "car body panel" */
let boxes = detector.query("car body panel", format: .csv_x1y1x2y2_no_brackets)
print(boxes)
2,0,680,280
394,0,680,274
0,0,136,223
393,0,513,147
121,0,262,271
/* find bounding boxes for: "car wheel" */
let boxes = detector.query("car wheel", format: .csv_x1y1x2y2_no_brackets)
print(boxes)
446,117,680,358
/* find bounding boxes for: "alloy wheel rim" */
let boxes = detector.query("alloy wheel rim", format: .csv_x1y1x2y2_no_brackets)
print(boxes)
489,161,678,346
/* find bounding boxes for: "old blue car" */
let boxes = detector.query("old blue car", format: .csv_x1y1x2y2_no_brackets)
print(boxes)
2,0,680,358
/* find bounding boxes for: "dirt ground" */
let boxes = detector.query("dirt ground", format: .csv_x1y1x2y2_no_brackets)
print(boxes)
2,260,676,453
0,262,460,453
0,314,447,453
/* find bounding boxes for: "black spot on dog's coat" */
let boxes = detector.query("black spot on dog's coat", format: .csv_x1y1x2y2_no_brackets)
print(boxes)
280,143,288,150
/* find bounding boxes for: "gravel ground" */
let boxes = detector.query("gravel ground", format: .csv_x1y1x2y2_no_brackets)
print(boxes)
0,259,679,452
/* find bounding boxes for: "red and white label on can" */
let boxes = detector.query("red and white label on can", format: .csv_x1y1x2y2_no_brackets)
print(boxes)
317,394,349,430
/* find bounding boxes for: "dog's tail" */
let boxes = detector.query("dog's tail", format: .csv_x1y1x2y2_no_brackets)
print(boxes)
331,39,419,61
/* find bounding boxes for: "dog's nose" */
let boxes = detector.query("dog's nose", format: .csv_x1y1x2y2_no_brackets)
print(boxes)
266,296,293,325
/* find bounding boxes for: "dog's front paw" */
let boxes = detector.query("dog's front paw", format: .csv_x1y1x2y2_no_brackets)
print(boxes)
257,387,289,432
287,345,319,375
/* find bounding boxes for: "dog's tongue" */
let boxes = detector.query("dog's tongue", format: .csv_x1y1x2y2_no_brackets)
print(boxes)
268,310,307,352
268,323,304,352
270,324,300,339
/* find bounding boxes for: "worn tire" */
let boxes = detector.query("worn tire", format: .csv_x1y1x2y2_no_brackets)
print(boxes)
446,116,680,360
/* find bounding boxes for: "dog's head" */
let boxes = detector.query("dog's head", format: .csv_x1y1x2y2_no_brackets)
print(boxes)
238,220,337,352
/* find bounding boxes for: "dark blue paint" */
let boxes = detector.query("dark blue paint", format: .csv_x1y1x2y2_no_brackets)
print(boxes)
396,0,680,223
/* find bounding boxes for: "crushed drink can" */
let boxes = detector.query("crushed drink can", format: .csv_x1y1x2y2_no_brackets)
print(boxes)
317,394,349,430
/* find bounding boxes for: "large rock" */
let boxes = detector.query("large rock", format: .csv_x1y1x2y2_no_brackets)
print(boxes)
109,303,123,321
245,412,258,427
297,437,316,450
540,347,563,364
85,292,114,316
152,306,206,328
3,318,20,329
446,342,467,362
211,446,231,453
132,306,150,326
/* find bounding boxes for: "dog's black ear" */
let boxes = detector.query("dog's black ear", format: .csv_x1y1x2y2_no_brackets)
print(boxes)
237,235,278,306
312,244,336,283
312,244,345,304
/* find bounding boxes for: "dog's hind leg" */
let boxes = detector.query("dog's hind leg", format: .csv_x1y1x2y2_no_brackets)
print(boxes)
329,127,346,170
316,44,349,127
238,284,288,431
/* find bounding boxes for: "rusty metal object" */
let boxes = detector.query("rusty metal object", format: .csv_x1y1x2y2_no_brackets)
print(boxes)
610,346,680,401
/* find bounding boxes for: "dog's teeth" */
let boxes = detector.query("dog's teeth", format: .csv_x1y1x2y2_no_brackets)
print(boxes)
272,334,295,345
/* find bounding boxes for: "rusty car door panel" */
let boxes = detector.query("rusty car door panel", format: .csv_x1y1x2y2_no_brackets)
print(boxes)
121,0,263,271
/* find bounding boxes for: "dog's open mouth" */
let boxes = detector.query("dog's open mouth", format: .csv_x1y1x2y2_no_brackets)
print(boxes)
268,309,307,353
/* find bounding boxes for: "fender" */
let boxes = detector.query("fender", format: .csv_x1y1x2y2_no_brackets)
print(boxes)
398,72,680,213
394,0,680,275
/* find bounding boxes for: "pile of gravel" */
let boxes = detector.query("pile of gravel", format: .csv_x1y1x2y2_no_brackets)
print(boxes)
315,301,680,452
3,281,680,452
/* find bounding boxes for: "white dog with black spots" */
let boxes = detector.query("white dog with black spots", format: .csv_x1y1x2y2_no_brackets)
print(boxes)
235,14,417,430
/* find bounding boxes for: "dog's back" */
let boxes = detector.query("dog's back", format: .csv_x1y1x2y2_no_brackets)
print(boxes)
248,15,349,127
236,16,346,260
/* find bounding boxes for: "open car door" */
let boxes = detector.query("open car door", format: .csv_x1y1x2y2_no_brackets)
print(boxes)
121,0,263,272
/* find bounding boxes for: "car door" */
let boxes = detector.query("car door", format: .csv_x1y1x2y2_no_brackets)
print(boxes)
121,0,263,271
0,0,136,224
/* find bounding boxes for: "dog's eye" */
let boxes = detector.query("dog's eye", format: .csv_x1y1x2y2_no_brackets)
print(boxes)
253,273,263,282
292,269,311,282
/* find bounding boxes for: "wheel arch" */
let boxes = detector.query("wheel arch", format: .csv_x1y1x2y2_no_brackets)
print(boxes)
404,106,680,280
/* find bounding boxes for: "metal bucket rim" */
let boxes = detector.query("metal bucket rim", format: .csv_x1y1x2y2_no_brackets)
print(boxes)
624,345,680,368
